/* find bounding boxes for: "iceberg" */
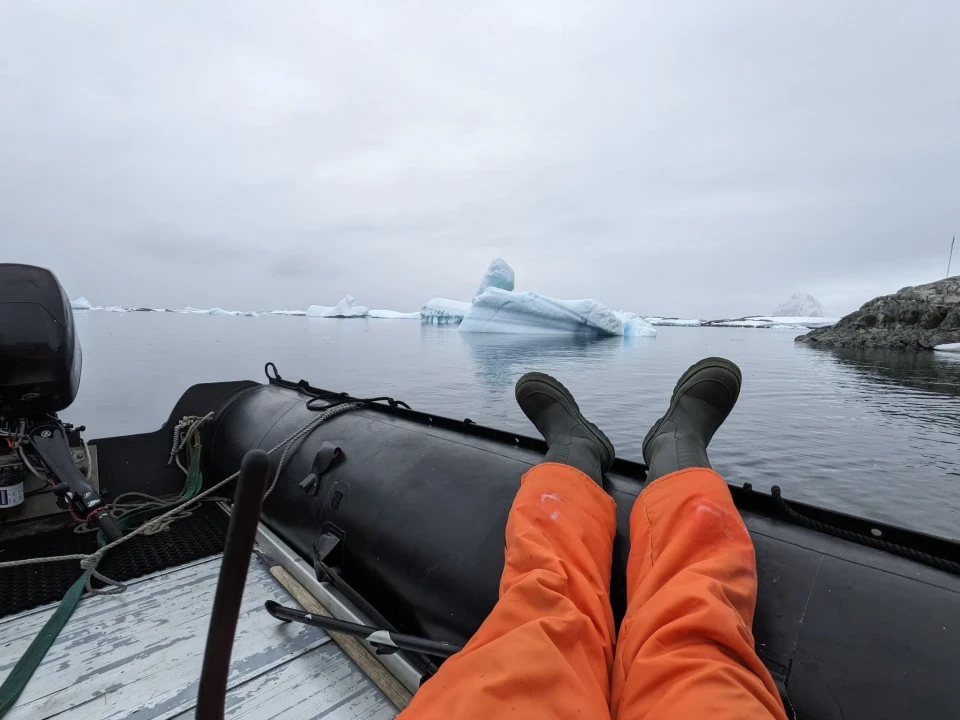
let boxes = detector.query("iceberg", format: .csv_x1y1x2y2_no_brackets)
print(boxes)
306,296,370,318
934,343,960,353
269,309,307,316
772,293,825,318
423,259,657,337
369,309,421,319
474,257,515,300
71,296,92,310
421,298,471,325
612,311,658,337
459,288,624,336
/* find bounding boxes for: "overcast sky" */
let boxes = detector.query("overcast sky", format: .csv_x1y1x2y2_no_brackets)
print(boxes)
1,1,957,318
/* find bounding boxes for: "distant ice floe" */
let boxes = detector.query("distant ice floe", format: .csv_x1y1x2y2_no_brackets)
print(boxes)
644,317,701,327
934,343,960,353
299,296,420,319
307,296,370,318
72,297,417,319
705,316,839,329
209,308,258,317
421,298,472,325
174,305,256,316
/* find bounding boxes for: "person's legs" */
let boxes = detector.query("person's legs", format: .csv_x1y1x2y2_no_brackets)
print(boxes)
611,358,788,720
400,373,617,720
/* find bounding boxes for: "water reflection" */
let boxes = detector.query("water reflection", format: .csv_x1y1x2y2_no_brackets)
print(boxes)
800,345,960,397
458,332,624,393
794,345,960,442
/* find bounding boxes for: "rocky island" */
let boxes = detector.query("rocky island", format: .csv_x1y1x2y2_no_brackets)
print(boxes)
796,277,960,349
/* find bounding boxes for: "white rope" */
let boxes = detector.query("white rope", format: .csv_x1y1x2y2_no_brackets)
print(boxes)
73,491,233,537
167,413,211,469
263,401,363,498
80,439,92,479
0,554,89,567
0,403,363,596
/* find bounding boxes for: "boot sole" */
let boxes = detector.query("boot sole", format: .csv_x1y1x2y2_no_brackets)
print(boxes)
641,357,742,463
515,372,616,472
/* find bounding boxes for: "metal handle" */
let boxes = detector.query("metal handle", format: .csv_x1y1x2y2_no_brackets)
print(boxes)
264,600,463,658
96,513,123,543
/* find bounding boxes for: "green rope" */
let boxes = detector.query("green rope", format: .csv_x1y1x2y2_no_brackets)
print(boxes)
0,445,204,717
97,444,204,545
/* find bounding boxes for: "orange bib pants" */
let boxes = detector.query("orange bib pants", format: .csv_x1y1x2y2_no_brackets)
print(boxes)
399,463,788,720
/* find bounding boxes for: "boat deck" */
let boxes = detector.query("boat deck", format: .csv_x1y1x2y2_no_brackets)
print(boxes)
0,554,398,719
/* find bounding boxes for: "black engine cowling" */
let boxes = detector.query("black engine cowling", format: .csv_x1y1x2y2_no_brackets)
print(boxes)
0,264,81,416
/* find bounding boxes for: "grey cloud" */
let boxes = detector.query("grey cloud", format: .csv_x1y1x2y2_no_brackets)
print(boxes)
1,1,957,318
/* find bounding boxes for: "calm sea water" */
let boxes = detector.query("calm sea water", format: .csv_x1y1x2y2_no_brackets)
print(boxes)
65,311,960,540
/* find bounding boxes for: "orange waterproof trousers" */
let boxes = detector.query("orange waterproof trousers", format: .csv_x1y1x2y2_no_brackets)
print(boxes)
399,463,788,720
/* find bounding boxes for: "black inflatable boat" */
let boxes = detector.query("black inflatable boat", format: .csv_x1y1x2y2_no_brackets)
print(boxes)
2,264,959,719
195,373,960,719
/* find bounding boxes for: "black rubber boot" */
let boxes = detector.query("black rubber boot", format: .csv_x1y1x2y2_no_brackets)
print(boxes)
515,372,615,485
642,358,742,483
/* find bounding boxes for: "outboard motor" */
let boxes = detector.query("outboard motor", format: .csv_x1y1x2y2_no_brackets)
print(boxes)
0,264,121,540
0,263,81,415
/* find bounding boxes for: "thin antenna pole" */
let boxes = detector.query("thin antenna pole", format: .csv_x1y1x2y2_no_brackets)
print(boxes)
949,236,955,279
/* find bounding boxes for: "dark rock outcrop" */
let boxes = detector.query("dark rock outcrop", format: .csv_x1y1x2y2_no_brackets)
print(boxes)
795,277,960,349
